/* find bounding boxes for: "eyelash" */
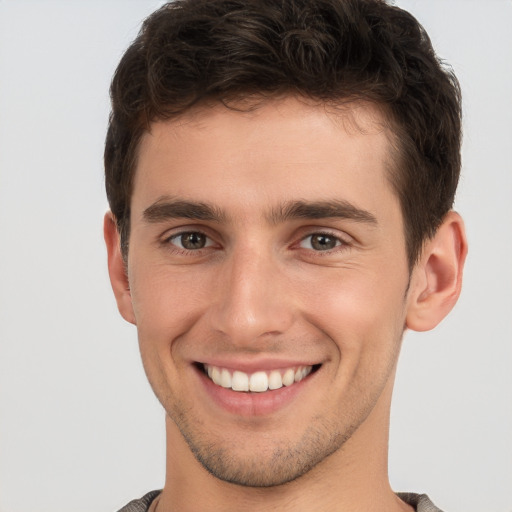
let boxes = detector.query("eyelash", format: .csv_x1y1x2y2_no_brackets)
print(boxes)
160,229,351,256
163,231,216,255
297,231,349,253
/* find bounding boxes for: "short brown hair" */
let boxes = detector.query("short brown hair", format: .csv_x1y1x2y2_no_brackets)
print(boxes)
105,0,462,267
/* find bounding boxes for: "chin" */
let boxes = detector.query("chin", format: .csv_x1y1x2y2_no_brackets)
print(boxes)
173,409,357,488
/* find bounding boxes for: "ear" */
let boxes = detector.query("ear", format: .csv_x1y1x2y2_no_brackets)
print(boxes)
104,212,136,325
406,211,468,332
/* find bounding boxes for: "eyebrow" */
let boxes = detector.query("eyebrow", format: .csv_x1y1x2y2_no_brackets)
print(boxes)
142,197,377,226
143,198,226,223
268,199,378,225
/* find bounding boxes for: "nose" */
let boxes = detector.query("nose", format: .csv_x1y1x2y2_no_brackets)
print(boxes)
208,246,295,346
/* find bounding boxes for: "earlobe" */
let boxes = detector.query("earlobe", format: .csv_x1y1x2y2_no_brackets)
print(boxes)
103,212,136,325
406,211,468,332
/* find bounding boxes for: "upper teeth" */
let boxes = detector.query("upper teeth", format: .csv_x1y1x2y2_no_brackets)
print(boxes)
204,364,313,393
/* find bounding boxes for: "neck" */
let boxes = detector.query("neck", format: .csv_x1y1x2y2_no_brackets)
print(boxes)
156,376,412,512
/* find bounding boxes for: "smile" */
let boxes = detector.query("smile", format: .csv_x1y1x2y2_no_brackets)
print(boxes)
203,364,314,393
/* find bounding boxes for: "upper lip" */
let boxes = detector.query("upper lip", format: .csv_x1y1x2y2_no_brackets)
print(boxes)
194,357,322,373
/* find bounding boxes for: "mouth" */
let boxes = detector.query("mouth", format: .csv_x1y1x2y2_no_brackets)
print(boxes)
200,363,321,393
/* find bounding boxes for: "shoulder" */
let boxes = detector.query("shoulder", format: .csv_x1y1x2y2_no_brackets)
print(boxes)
398,493,444,512
116,490,162,512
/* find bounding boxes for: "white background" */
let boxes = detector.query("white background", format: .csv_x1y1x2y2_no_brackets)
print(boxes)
0,1,511,511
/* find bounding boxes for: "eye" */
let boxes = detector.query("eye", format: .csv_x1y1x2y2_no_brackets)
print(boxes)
168,231,213,250
299,233,343,251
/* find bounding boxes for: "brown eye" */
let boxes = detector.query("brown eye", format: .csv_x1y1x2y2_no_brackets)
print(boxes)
301,233,341,251
169,232,211,250
180,232,207,250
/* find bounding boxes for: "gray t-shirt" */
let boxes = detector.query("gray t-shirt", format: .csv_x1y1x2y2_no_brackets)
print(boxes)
117,490,443,511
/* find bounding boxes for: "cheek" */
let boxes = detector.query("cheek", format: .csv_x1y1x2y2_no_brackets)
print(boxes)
128,263,210,369
130,260,208,322
294,264,409,357
128,264,214,406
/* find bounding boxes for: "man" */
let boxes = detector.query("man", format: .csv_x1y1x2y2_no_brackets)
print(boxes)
104,0,467,510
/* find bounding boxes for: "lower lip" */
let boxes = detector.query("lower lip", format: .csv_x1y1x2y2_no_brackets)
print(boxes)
194,366,318,417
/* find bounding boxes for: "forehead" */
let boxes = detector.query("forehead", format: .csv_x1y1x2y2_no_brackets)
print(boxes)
133,96,398,220
140,96,392,154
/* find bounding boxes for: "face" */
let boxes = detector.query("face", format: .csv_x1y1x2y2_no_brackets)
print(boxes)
123,97,414,486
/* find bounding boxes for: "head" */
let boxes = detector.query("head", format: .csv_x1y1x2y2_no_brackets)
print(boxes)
104,0,466,491
105,0,462,269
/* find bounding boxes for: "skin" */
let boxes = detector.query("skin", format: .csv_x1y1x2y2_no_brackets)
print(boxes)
105,96,467,511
